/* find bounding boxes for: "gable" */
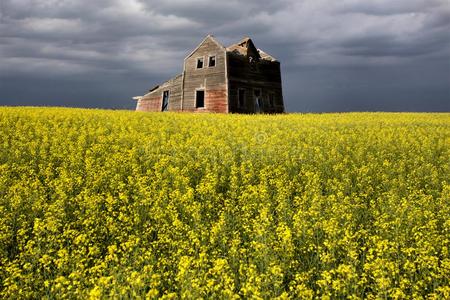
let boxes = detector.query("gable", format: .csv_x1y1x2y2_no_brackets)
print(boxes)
184,35,226,61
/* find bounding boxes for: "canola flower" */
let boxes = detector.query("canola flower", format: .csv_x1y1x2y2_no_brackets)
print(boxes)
0,107,449,299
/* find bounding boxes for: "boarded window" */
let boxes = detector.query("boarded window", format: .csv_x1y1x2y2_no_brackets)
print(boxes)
196,90,205,108
197,58,204,69
161,90,169,111
238,89,245,108
209,56,216,67
269,93,275,108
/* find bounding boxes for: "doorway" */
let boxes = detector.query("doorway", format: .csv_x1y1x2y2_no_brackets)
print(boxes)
161,90,169,111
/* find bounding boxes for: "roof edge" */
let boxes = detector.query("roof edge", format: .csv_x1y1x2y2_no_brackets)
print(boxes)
257,48,278,62
184,34,226,60
145,73,182,94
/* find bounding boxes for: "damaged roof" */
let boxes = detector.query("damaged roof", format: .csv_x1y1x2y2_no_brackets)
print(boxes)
256,48,277,62
148,73,182,93
226,37,277,62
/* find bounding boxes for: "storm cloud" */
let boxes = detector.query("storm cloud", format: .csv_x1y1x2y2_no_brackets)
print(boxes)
0,0,449,111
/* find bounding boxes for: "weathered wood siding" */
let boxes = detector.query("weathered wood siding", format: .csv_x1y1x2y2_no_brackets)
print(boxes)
136,75,182,112
182,37,228,113
227,53,284,114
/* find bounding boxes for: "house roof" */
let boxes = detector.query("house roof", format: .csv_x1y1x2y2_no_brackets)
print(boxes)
256,48,277,62
226,37,251,56
140,35,278,98
147,73,182,94
184,34,226,60
226,37,277,62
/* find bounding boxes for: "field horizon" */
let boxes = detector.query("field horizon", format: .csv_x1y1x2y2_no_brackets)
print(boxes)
1,105,450,114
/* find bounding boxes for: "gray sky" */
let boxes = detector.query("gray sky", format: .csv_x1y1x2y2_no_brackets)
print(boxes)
0,0,449,112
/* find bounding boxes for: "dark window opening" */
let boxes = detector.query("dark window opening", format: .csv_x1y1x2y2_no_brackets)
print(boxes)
254,89,262,112
257,98,263,109
238,89,245,108
196,90,205,108
161,90,169,111
209,56,216,67
269,93,275,108
197,58,204,69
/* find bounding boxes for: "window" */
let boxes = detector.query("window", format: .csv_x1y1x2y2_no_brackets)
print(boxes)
196,90,205,108
269,93,275,108
196,57,204,69
161,90,169,111
238,89,245,108
208,56,216,67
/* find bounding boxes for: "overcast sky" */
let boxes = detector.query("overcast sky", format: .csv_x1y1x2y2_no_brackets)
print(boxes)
0,0,449,112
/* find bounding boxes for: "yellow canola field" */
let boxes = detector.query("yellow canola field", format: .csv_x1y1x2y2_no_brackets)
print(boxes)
0,107,449,299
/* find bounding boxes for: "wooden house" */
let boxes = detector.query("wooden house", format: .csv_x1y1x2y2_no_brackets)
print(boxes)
134,35,284,113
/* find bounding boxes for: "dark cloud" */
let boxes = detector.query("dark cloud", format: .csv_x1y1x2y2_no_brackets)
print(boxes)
338,31,448,58
0,0,449,112
336,0,443,16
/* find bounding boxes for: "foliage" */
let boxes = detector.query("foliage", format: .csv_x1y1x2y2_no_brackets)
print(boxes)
0,107,449,299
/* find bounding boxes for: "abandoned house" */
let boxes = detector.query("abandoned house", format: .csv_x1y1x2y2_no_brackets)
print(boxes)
134,35,284,113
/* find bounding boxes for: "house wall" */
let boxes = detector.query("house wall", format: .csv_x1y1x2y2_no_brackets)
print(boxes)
227,53,284,114
136,75,182,112
182,37,228,113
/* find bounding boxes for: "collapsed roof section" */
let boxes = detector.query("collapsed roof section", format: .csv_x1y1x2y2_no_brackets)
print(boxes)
226,37,277,62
